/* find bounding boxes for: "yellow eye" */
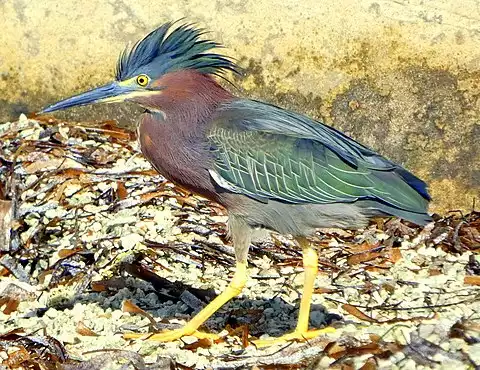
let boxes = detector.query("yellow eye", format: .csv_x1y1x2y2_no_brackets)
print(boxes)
136,74,149,87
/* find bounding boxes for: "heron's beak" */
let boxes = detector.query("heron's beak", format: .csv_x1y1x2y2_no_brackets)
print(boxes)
39,82,132,114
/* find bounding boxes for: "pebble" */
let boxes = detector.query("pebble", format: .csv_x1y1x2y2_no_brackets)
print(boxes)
120,233,144,249
181,335,199,345
1,116,479,370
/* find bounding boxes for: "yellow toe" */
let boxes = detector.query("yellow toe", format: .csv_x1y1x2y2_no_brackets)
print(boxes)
123,329,221,342
252,327,336,348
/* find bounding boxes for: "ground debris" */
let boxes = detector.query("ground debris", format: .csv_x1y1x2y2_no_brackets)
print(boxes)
0,115,479,369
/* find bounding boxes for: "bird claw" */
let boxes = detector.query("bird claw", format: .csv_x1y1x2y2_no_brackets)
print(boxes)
123,329,221,342
252,327,336,348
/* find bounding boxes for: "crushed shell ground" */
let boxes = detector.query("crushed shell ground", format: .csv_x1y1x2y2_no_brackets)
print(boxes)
0,115,479,369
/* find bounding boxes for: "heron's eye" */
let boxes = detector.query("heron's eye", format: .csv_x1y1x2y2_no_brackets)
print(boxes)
136,74,150,87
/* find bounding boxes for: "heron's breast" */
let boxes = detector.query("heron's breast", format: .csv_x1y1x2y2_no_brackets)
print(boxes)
137,114,218,199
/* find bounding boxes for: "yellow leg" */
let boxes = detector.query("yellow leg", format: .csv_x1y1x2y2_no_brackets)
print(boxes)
253,239,335,348
124,262,248,342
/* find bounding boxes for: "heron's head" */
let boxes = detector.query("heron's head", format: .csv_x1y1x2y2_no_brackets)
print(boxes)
40,22,237,114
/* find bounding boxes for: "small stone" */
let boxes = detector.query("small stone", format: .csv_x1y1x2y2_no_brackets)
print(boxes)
64,183,82,197
171,226,182,235
181,335,199,345
120,233,143,249
18,113,28,125
97,181,112,192
45,308,59,319
310,310,326,327
45,208,66,219
106,215,137,228
25,174,39,186
468,343,480,364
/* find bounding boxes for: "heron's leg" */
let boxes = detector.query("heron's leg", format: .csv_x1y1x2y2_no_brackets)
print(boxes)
124,215,251,342
253,237,335,347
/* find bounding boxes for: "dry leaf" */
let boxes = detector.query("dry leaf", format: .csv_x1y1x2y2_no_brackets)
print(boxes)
58,248,83,259
329,342,382,360
122,299,157,328
428,268,442,276
0,297,19,314
23,159,64,174
4,347,31,368
347,248,383,265
388,248,402,263
140,190,169,202
116,181,128,200
314,287,339,294
325,341,346,359
91,278,126,292
122,299,145,315
464,275,480,286
182,337,213,351
76,321,98,336
58,168,87,178
342,304,376,323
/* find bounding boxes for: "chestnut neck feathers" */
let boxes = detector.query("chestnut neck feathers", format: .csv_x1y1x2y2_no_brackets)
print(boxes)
142,70,233,128
137,71,233,201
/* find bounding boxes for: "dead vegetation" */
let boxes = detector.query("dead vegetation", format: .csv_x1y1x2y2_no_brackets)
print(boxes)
0,115,479,369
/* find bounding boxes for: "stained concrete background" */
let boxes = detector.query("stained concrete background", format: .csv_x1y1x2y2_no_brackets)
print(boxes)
0,0,479,213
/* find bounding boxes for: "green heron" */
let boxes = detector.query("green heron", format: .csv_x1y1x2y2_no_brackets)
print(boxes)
40,22,431,346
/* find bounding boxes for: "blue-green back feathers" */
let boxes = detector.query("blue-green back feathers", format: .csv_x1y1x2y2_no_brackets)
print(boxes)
115,22,238,81
208,100,431,224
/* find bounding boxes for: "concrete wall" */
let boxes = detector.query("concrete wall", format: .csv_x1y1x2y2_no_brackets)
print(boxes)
1,0,479,213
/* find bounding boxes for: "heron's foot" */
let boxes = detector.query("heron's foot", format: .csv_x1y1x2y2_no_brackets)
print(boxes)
252,327,336,348
124,328,220,342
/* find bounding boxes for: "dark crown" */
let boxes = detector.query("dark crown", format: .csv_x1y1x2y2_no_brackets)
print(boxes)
115,22,238,80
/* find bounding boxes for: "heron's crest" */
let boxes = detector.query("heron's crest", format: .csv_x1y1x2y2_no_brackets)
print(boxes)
115,22,238,80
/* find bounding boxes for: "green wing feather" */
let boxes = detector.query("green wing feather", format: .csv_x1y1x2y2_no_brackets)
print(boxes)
208,99,430,214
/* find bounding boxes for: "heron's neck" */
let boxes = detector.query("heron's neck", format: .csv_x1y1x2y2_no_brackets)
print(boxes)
144,71,234,127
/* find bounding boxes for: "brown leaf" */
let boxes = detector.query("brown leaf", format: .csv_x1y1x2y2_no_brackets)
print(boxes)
52,178,80,202
122,299,157,328
329,342,382,360
464,275,480,286
343,303,434,325
91,278,126,292
76,321,98,336
58,247,83,259
347,242,379,254
428,268,442,276
116,181,128,200
325,341,346,359
347,251,383,265
342,304,377,323
182,337,213,351
98,122,134,140
314,287,339,294
4,346,31,368
388,248,402,263
130,169,160,176
140,190,169,202
122,299,145,315
58,168,87,178
23,158,64,174
0,297,19,314
226,324,249,348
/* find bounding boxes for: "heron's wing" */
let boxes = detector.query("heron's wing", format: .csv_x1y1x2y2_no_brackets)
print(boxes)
207,99,430,213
